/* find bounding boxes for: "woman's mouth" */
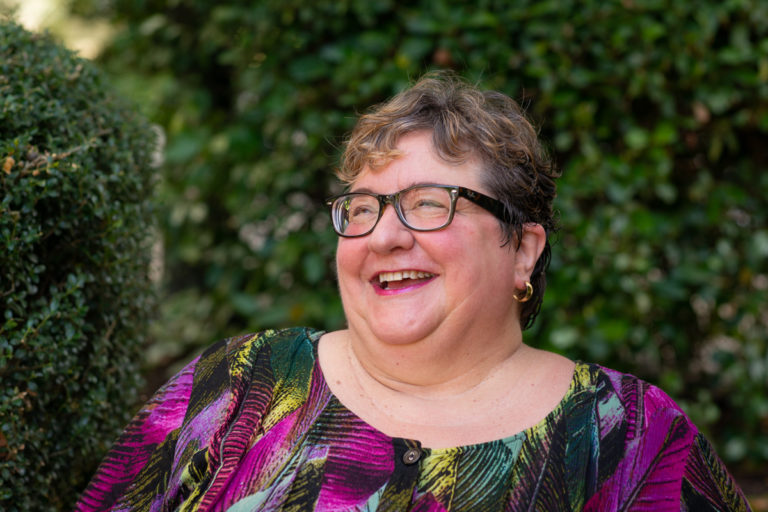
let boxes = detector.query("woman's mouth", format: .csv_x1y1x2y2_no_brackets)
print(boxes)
375,270,435,291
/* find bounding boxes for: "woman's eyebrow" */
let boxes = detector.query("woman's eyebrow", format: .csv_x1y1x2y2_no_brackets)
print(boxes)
348,186,375,194
349,182,445,194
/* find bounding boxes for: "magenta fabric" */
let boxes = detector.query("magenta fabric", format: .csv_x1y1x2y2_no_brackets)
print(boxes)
75,328,752,511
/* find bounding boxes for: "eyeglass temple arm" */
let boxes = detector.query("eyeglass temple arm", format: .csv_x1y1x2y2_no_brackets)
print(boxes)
458,188,511,223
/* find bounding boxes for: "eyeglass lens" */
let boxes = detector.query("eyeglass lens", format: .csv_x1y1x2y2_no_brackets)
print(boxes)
332,186,454,236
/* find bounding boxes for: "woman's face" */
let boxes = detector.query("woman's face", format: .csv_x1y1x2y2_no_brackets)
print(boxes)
336,131,533,347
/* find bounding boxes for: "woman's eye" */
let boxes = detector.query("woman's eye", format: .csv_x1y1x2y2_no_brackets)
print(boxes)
413,199,447,209
411,199,448,212
349,204,376,219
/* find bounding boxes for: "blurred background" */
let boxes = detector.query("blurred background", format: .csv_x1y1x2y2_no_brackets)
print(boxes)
3,0,767,507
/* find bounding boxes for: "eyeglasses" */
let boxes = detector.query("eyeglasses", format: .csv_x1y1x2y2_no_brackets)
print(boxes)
326,184,508,237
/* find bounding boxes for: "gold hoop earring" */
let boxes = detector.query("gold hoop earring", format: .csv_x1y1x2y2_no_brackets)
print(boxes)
513,281,533,303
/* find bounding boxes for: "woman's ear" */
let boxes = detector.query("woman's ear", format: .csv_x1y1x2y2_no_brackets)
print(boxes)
514,223,546,286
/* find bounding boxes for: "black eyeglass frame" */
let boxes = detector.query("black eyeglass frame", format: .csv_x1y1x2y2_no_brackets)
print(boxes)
326,183,510,238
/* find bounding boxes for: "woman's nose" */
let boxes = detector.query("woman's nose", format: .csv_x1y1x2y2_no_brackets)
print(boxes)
367,205,415,253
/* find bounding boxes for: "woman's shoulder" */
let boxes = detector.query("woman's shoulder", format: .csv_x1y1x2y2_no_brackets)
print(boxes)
574,361,686,408
197,326,324,371
569,362,695,438
171,327,326,454
569,363,751,510
217,326,323,352
179,327,324,416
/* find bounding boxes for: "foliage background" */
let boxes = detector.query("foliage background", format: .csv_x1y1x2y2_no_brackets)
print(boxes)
5,0,768,507
0,19,156,510
81,0,768,479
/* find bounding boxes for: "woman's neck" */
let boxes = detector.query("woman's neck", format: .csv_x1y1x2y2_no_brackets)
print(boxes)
336,320,528,398
318,327,575,449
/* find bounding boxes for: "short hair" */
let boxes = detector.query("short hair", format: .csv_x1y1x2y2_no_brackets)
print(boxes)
337,72,559,329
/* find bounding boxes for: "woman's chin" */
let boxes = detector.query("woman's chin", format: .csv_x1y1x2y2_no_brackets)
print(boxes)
352,317,439,348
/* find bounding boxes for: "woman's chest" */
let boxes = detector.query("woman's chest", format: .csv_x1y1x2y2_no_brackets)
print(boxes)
180,396,591,512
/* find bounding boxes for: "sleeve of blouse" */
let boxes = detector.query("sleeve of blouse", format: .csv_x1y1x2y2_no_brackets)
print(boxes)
73,355,199,512
681,432,753,512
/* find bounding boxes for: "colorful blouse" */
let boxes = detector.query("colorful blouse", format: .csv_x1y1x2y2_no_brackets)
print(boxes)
75,327,752,511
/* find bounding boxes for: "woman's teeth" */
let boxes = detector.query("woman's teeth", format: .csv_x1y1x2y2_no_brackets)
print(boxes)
378,271,433,285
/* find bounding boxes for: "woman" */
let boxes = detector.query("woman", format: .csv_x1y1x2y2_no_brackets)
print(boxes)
76,74,751,511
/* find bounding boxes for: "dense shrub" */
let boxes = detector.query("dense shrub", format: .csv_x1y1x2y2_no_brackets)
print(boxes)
75,0,766,477
0,20,156,510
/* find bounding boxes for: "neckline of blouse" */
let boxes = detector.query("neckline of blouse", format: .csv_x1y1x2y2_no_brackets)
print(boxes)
305,328,588,455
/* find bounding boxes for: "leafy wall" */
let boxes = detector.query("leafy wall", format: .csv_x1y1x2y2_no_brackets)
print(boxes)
82,0,768,477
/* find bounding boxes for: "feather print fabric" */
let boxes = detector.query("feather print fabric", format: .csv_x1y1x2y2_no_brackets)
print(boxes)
75,328,751,511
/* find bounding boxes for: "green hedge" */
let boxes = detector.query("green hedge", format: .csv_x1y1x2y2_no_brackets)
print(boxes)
0,20,156,510
82,0,766,473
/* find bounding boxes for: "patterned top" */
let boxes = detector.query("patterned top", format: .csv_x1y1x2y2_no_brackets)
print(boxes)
75,327,751,511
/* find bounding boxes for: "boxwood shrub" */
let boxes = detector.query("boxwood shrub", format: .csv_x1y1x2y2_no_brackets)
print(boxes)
0,20,156,511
